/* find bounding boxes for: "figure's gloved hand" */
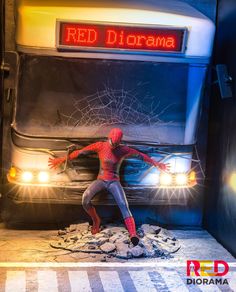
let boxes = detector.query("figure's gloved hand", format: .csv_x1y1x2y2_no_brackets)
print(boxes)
156,162,170,172
67,144,78,153
48,157,65,169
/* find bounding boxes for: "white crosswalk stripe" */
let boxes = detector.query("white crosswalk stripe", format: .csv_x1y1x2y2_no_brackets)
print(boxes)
159,269,188,292
68,271,92,292
5,271,26,292
2,268,236,292
99,271,124,292
129,271,157,292
37,271,58,292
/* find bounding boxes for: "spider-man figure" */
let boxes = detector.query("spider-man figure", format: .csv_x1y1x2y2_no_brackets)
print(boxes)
49,128,169,246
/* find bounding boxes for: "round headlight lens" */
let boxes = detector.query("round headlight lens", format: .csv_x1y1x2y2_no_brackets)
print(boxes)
176,173,188,185
160,173,173,186
38,171,50,183
21,171,33,183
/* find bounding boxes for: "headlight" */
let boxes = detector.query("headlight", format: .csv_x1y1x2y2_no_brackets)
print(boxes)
37,171,50,183
160,173,173,186
159,171,197,188
21,171,33,183
175,173,188,185
7,167,51,185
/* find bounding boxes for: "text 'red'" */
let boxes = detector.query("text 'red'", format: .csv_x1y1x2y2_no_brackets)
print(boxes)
58,22,185,52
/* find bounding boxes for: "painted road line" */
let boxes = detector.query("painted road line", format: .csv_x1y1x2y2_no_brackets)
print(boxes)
159,269,188,292
129,271,156,292
0,262,235,268
99,271,124,292
228,272,236,291
68,271,92,292
37,271,58,292
5,271,26,292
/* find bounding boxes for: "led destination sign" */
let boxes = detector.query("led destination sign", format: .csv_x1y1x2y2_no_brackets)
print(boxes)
58,22,186,53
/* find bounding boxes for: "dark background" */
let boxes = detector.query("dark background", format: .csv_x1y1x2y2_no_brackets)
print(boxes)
203,0,236,257
0,0,4,181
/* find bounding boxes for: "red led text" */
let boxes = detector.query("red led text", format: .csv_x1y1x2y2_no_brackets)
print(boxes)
59,22,184,52
106,29,176,49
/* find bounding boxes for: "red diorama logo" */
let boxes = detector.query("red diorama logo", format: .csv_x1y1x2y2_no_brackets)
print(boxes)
186,260,229,286
187,260,229,277
58,22,185,52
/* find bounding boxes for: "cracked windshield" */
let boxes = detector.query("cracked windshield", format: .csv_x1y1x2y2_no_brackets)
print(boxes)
15,55,187,144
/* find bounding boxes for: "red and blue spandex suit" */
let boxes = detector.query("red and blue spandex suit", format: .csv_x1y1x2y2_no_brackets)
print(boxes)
49,128,167,245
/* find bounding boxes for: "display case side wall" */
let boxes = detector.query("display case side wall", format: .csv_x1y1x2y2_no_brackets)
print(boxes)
203,0,236,257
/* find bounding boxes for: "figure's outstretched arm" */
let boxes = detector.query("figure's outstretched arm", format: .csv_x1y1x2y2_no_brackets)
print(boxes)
124,147,170,171
48,142,102,169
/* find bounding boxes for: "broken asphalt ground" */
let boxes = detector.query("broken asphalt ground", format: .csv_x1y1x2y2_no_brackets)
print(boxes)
0,223,235,264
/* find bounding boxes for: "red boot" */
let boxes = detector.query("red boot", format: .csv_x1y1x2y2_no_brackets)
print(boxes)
86,207,101,235
124,216,139,246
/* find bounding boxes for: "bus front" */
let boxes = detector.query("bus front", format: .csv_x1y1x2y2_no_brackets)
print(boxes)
2,0,215,223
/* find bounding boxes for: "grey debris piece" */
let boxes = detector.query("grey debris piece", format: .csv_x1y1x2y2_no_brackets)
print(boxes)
100,242,116,253
158,228,175,239
130,245,144,257
109,232,128,243
116,242,132,259
140,224,161,235
145,234,157,241
58,230,67,236
68,224,77,232
108,226,127,233
100,228,113,237
75,223,90,232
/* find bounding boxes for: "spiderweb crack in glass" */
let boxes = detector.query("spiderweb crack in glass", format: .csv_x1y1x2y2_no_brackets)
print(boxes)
61,86,175,130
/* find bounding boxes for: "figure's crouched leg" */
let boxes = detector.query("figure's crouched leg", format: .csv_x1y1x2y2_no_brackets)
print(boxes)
108,181,139,246
124,216,139,246
82,180,105,234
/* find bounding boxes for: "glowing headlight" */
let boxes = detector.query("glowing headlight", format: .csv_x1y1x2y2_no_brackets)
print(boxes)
175,173,188,185
160,173,173,186
37,171,50,183
21,171,33,183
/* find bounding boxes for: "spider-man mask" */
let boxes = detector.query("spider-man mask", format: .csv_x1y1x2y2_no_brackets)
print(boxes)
108,128,123,148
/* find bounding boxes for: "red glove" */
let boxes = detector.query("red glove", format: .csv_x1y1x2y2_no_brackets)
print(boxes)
48,157,65,169
155,162,170,172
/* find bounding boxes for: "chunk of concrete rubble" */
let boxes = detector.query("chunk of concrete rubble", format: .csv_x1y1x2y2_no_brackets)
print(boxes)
140,224,161,235
109,232,128,243
95,233,109,239
82,234,94,241
100,228,113,237
75,223,90,232
108,226,127,233
70,235,82,241
116,242,132,259
145,234,158,241
97,237,110,246
58,230,67,236
70,242,87,250
139,239,156,257
130,246,144,257
158,228,174,239
68,224,77,232
100,242,116,253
